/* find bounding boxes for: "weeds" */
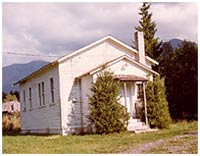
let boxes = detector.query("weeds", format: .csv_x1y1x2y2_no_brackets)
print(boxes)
2,112,21,134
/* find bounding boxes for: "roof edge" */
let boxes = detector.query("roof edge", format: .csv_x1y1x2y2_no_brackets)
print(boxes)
76,54,159,79
89,55,159,76
13,35,158,85
57,34,158,66
58,35,139,63
146,56,159,65
14,61,58,85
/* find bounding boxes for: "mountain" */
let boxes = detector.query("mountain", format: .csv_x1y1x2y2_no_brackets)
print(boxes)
3,60,49,93
169,38,183,49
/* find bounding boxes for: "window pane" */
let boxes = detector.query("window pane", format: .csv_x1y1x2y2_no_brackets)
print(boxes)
137,84,143,99
50,78,54,90
42,82,45,105
38,83,41,106
29,88,32,109
50,78,54,103
42,82,44,93
23,90,26,111
23,90,26,102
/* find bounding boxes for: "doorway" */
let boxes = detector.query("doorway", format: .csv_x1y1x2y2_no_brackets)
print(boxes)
120,82,136,119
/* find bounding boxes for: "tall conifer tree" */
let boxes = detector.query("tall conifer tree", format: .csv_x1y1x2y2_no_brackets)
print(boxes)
159,41,197,119
135,2,161,60
146,76,172,128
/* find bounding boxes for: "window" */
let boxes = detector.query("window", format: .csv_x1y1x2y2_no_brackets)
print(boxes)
137,83,143,99
42,82,45,105
29,87,32,109
11,105,14,111
50,78,54,103
38,83,42,106
38,82,45,107
23,90,26,111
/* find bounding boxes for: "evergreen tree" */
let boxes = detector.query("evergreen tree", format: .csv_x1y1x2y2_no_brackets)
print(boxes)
159,41,197,120
174,41,197,119
146,76,171,128
158,42,175,77
2,92,7,101
135,2,162,60
8,90,20,101
88,70,129,134
3,94,18,103
13,91,20,100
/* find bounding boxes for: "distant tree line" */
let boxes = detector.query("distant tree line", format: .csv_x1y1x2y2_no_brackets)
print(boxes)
2,91,20,103
158,41,197,120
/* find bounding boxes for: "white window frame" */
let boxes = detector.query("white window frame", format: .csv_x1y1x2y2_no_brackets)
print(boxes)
50,78,55,104
38,82,45,108
23,90,26,112
29,87,32,110
38,83,42,107
42,82,45,106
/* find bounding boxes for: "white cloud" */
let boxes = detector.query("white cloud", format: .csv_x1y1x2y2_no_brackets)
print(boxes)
2,2,198,67
151,3,198,41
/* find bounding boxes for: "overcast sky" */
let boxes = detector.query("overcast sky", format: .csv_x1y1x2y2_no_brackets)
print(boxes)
2,2,198,67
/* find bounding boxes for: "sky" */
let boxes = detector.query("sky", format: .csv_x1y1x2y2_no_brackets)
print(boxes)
2,2,198,67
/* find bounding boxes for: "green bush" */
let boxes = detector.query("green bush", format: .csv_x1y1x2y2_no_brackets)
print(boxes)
88,70,129,134
3,94,18,102
146,76,172,128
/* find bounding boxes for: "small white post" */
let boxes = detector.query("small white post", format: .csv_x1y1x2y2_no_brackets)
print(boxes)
143,82,148,126
123,82,127,108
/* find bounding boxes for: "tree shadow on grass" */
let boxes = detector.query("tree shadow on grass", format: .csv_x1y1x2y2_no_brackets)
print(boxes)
2,130,56,137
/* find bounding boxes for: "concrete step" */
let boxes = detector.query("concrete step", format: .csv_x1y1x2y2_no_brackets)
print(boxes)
127,124,148,131
128,125,144,130
128,119,141,123
127,118,150,132
134,128,158,134
128,121,145,127
127,120,148,131
127,119,158,133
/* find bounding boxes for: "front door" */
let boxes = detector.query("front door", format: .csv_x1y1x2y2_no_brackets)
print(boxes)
126,82,133,116
120,82,136,119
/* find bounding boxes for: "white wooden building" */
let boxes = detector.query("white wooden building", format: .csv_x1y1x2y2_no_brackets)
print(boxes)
2,100,20,113
15,32,158,135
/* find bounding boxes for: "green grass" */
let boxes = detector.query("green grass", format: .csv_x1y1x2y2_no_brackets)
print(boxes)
2,121,198,154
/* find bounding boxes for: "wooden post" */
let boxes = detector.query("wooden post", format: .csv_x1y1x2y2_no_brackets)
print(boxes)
143,82,148,125
123,82,127,108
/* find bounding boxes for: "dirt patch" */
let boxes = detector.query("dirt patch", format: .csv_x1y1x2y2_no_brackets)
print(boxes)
121,131,198,154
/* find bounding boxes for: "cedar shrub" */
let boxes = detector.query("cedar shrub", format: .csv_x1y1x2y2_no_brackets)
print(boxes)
146,76,172,128
88,70,129,134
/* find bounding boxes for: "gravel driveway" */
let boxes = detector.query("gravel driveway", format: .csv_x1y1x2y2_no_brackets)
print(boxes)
120,131,197,154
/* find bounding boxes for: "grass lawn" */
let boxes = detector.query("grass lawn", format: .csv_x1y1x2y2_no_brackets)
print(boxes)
2,121,197,154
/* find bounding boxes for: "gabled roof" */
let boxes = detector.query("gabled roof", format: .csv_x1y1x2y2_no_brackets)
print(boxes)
76,54,159,79
58,35,138,63
14,35,158,85
57,35,158,65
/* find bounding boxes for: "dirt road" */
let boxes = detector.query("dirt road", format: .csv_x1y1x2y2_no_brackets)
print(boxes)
121,131,197,154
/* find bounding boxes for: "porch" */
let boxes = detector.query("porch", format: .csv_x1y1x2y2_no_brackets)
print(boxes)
115,74,149,131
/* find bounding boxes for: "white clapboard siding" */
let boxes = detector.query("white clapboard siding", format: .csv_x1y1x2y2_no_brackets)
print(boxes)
105,58,153,79
20,65,62,134
80,75,93,127
58,41,138,133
